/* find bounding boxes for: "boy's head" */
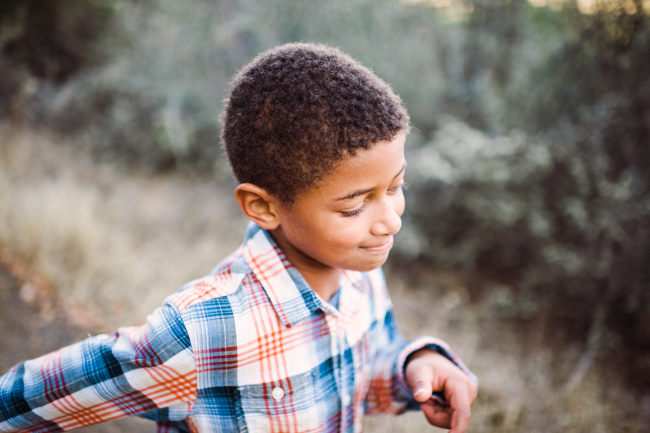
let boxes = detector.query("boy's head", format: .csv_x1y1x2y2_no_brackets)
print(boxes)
224,43,410,279
222,42,410,205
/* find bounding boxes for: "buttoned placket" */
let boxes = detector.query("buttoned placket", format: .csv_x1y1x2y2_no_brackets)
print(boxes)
322,289,356,432
338,326,351,432
337,273,367,433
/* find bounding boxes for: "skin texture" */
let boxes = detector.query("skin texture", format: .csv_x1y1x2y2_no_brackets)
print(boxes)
406,349,478,433
234,132,477,431
236,132,407,300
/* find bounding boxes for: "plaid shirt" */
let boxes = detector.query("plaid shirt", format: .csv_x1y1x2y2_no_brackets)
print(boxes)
0,223,475,433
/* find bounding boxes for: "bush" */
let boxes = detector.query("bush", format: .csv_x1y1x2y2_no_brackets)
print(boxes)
0,0,114,117
397,2,650,390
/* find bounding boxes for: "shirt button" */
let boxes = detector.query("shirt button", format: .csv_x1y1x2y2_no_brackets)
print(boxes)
342,392,351,406
272,387,285,400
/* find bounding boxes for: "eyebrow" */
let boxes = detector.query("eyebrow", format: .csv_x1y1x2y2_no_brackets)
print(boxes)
335,162,407,201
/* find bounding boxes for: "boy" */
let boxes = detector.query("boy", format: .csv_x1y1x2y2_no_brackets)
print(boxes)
0,43,477,433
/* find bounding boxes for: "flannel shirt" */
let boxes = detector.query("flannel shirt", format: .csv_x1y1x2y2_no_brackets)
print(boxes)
0,223,476,433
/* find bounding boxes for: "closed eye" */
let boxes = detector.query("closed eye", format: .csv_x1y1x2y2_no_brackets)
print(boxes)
389,182,408,193
341,203,366,217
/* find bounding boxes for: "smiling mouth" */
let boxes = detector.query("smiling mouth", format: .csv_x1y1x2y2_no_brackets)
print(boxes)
360,236,394,253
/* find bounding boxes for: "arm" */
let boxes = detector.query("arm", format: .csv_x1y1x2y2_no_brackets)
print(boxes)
362,308,475,416
0,300,197,432
362,269,476,422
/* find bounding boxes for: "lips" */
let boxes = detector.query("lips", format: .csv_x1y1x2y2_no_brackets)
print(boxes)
360,236,393,253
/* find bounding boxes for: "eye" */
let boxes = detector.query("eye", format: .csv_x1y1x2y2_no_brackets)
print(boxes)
389,182,408,193
341,203,366,217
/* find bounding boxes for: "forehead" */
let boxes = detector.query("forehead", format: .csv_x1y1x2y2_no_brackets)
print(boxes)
301,133,407,200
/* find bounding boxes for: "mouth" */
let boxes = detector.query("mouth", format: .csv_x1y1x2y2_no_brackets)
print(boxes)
359,236,394,253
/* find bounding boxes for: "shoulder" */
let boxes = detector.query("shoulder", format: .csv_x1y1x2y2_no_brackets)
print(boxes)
165,246,252,313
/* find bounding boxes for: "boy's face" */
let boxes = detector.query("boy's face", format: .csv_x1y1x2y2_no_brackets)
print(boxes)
271,132,406,273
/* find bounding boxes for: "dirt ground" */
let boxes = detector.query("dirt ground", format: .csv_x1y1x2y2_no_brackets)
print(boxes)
0,264,151,432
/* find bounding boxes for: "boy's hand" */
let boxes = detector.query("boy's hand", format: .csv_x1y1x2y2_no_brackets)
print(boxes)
405,349,477,433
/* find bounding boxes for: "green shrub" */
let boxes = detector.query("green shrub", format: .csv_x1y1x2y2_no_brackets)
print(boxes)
397,2,650,390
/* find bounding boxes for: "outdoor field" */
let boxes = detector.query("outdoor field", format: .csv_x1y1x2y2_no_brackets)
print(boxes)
1,0,649,431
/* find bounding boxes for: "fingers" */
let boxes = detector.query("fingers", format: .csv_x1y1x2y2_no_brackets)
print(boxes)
421,387,472,433
447,378,473,433
405,349,477,433
420,400,451,428
449,405,472,433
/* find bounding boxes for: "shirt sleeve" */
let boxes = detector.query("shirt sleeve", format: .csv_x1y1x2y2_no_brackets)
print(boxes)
0,299,197,432
363,271,476,415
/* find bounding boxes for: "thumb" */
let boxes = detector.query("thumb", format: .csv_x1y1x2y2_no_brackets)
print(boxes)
407,367,434,403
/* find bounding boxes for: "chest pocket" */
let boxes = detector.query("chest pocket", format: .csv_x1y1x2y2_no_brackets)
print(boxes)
238,371,323,432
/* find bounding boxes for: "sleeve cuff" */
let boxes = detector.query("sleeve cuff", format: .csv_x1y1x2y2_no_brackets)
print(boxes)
396,337,478,404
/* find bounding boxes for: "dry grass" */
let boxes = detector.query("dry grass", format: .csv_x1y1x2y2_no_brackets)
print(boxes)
0,126,647,432
0,126,247,330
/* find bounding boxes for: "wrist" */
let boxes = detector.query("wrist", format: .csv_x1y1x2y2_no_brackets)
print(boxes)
405,347,446,367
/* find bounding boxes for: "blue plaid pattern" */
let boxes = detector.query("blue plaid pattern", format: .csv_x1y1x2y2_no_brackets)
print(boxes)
0,223,475,432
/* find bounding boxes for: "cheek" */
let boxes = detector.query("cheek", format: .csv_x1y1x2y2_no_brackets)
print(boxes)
294,215,355,251
328,218,365,247
393,192,406,218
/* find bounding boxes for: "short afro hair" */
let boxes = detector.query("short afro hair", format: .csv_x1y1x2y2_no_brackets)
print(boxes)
222,42,410,204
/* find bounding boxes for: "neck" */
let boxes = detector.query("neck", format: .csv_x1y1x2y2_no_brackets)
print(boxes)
300,268,341,302
269,230,342,301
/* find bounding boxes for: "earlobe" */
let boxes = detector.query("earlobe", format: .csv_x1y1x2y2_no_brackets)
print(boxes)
234,184,281,230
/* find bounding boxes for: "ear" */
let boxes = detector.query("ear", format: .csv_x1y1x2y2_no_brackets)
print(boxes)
234,183,282,230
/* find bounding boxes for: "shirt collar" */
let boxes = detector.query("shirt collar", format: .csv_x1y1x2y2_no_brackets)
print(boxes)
241,222,367,328
242,222,321,328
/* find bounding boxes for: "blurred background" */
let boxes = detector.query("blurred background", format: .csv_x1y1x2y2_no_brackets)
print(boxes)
0,0,649,431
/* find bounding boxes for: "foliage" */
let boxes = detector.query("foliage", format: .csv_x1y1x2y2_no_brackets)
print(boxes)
1,0,649,390
398,0,650,390
1,0,455,173
0,0,114,119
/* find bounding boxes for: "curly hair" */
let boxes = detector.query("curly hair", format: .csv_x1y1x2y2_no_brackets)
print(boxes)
222,42,410,204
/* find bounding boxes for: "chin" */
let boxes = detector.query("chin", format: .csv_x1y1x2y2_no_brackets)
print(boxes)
346,258,389,273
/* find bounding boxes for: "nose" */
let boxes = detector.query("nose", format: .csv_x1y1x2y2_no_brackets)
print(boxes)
370,198,402,236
